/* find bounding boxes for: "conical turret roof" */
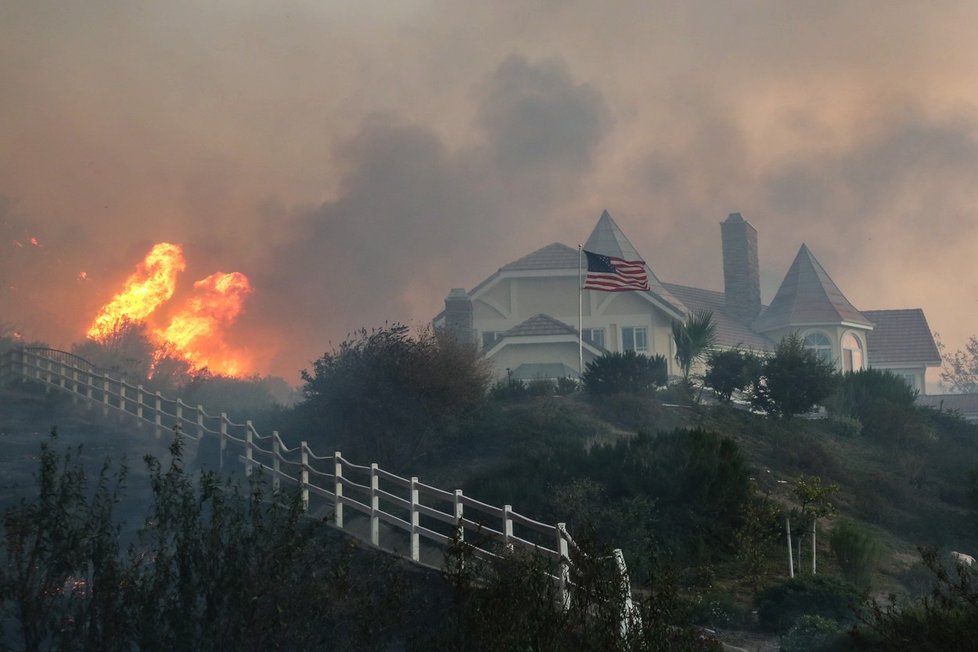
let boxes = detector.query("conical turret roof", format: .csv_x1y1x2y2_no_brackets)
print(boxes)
753,244,872,332
583,210,686,316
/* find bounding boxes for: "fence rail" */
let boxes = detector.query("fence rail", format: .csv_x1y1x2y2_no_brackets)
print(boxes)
0,346,635,619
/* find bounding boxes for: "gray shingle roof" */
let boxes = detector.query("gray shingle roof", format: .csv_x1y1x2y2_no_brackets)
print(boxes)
864,308,941,366
753,244,872,332
663,283,775,351
500,243,579,272
503,314,578,338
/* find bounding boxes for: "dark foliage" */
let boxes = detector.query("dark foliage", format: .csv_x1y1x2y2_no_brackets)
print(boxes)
829,368,918,423
830,520,882,588
299,323,492,470
854,547,978,650
583,351,668,396
704,348,763,402
752,334,839,418
756,575,862,633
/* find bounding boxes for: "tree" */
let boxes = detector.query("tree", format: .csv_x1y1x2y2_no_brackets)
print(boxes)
792,475,839,575
300,323,492,470
671,310,717,383
71,318,158,380
704,347,763,402
937,333,978,393
582,351,668,396
752,333,838,419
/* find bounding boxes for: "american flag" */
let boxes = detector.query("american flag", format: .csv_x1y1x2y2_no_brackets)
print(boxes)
583,250,650,292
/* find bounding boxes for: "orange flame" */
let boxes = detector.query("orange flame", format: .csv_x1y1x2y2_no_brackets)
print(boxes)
155,272,253,376
86,243,186,339
85,243,254,377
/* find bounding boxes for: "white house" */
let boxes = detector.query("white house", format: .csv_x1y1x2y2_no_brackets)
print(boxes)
435,211,941,392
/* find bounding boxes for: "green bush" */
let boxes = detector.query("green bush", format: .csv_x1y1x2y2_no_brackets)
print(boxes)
829,368,918,422
704,348,763,402
752,334,838,419
583,351,668,396
830,520,882,587
783,614,849,652
827,415,863,438
556,376,579,396
525,378,554,397
756,575,862,632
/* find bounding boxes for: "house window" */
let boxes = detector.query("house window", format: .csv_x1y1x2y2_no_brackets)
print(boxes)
803,332,833,364
582,328,605,347
841,332,864,372
481,331,501,350
622,327,648,353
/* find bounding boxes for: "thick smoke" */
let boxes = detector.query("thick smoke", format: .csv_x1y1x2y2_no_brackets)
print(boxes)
242,55,610,377
2,2,977,382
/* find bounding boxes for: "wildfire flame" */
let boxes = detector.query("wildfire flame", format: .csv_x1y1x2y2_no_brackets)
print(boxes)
155,272,253,376
85,243,253,377
87,243,185,340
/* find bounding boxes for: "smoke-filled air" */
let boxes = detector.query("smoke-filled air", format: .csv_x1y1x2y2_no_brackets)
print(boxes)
2,1,977,382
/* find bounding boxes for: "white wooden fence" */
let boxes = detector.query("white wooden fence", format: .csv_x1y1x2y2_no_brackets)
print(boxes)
0,346,636,617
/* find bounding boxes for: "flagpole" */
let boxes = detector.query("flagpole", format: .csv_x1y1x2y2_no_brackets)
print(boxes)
578,245,584,378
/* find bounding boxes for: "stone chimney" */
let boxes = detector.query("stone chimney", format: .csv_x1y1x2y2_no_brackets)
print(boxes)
721,213,762,323
442,288,474,346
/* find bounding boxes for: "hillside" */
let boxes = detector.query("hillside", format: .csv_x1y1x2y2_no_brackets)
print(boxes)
3,381,978,648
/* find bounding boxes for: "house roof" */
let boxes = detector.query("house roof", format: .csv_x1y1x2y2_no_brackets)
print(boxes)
583,210,687,316
484,313,608,362
500,242,579,272
863,309,942,366
503,313,579,338
663,283,775,351
753,244,873,332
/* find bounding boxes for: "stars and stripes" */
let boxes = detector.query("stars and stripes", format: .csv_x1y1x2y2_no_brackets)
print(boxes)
582,250,649,292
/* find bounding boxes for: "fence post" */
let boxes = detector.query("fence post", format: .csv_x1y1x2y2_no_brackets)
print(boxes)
334,453,344,528
44,359,52,392
613,549,636,639
300,442,309,511
219,413,228,473
503,504,514,549
196,405,204,440
102,375,110,416
272,432,281,491
245,423,254,477
176,400,183,431
155,392,163,438
557,523,571,610
70,368,78,402
119,383,126,418
410,477,420,562
370,464,380,546
454,489,464,544
86,371,94,407
136,385,144,426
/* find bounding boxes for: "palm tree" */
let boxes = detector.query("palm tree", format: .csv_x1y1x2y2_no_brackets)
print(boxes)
671,309,717,383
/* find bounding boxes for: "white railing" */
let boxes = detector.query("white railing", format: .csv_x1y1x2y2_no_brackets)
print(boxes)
0,346,634,618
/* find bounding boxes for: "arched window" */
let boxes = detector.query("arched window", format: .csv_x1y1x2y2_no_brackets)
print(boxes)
803,332,833,364
841,332,864,372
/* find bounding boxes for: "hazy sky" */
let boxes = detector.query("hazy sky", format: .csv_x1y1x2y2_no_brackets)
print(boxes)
2,1,977,381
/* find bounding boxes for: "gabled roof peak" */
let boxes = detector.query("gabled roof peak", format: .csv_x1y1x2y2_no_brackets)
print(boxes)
582,210,687,316
753,244,872,332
